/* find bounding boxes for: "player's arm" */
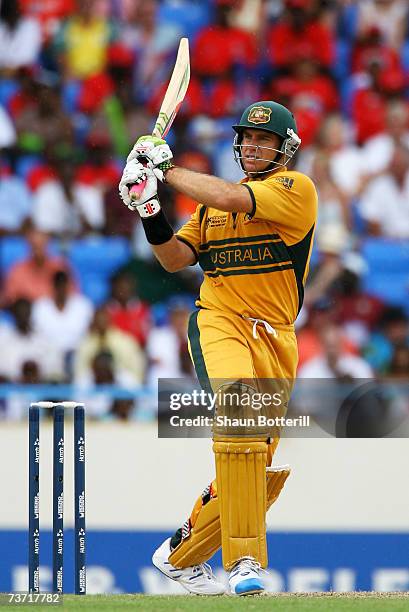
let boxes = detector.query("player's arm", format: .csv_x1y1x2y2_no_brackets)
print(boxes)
151,236,196,272
126,136,253,214
118,159,197,273
164,166,253,214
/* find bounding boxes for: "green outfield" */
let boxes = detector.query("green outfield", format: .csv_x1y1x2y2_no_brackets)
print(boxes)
2,593,408,611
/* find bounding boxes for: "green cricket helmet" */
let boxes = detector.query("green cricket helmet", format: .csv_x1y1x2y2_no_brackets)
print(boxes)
232,101,301,176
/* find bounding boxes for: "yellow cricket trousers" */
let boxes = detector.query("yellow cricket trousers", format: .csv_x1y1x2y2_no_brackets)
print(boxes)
187,307,298,383
187,307,298,462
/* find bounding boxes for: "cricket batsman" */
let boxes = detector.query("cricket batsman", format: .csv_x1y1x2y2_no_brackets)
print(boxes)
119,101,318,595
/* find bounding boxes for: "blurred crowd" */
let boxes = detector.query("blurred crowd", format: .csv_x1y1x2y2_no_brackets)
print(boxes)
0,0,408,420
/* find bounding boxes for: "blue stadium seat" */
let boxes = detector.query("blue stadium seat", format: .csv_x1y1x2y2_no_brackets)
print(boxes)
0,236,60,274
361,238,409,312
62,80,82,114
0,80,19,108
68,237,132,304
15,155,43,180
0,236,30,273
69,237,131,276
158,1,211,41
309,244,320,270
401,41,409,73
78,273,110,305
333,39,352,82
337,4,359,40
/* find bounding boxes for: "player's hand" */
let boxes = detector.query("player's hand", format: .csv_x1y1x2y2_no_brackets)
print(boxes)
127,135,173,182
119,160,161,216
119,159,146,207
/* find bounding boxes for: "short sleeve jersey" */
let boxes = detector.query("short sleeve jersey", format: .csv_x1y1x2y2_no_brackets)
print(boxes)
176,169,318,325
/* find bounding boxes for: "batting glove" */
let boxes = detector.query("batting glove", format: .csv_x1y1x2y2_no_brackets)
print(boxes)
119,160,161,216
127,135,174,182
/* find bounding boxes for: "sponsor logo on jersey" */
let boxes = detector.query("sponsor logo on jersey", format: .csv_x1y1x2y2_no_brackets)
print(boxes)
206,215,227,228
274,176,294,190
247,106,272,124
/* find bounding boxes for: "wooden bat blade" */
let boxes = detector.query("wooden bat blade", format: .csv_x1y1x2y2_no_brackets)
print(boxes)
129,37,190,202
152,37,190,138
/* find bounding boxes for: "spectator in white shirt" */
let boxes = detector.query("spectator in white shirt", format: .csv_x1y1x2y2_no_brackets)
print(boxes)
363,100,409,174
358,143,409,238
0,105,16,148
0,0,41,71
297,114,366,200
146,300,193,388
298,324,373,378
32,270,94,365
0,298,64,382
356,0,408,50
0,160,32,234
31,153,105,237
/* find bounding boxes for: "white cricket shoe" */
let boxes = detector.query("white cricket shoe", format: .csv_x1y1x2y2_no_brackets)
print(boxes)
152,538,225,595
228,557,265,596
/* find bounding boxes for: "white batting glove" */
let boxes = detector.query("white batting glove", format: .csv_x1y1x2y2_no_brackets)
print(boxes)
119,160,161,216
119,159,146,207
127,135,173,182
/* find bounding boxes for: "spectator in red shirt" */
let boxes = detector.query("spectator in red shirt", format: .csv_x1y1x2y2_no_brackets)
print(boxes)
207,68,261,118
349,26,407,144
20,0,75,41
352,64,407,144
268,0,335,70
106,271,152,348
8,68,38,120
2,227,75,305
334,261,385,341
270,56,339,116
148,74,205,120
76,133,120,192
351,26,401,75
193,0,257,77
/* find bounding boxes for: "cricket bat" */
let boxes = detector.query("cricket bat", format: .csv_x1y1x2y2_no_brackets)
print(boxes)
129,37,190,201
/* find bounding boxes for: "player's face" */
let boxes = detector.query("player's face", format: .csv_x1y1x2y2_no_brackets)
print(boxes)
241,129,282,174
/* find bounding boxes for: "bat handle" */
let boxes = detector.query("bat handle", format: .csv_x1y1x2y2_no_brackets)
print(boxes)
129,179,147,202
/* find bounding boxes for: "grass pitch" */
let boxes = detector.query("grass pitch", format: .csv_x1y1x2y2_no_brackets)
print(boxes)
2,593,408,611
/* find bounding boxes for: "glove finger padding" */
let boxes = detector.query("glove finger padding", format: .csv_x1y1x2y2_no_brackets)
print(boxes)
119,159,147,206
127,136,173,173
132,172,161,218
137,172,158,205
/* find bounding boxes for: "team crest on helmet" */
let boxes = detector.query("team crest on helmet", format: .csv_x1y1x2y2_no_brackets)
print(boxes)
247,106,272,124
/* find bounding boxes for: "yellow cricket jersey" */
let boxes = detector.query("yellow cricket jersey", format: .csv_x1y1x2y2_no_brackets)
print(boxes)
176,169,318,325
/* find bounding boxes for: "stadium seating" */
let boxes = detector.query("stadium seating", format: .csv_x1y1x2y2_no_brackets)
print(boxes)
0,236,30,272
0,236,132,306
361,238,409,313
68,236,132,304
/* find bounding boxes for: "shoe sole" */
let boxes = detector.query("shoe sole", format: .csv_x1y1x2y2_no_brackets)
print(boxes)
152,556,225,596
238,588,264,596
234,578,265,596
